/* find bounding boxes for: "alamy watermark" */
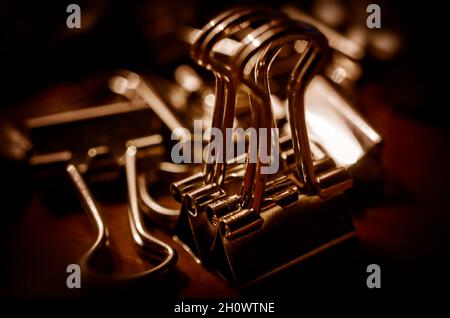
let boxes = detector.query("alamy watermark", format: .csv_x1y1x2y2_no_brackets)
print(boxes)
66,264,81,289
366,4,381,29
66,4,81,29
366,264,381,288
171,120,280,175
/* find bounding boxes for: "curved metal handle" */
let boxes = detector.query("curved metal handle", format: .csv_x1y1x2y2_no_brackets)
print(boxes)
225,20,312,212
67,161,177,286
287,38,353,198
125,146,178,275
136,163,180,229
206,19,309,213
233,19,352,201
175,8,279,216
192,7,285,186
67,164,114,278
193,11,287,213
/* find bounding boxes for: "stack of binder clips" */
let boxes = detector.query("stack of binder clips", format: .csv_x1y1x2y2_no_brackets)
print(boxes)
26,7,382,288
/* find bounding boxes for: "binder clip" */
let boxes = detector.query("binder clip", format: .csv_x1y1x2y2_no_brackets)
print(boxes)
171,8,360,285
170,7,285,262
25,79,182,287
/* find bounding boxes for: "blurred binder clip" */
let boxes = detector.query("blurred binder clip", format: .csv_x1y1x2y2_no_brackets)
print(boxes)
25,75,186,287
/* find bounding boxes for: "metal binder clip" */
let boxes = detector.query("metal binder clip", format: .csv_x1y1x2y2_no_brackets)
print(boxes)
210,18,356,284
170,7,285,201
171,8,283,261
171,10,356,285
176,12,382,189
26,97,179,286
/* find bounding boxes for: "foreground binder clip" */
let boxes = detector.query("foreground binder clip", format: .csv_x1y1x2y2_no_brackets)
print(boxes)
170,7,283,261
171,7,304,261
171,9,358,285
